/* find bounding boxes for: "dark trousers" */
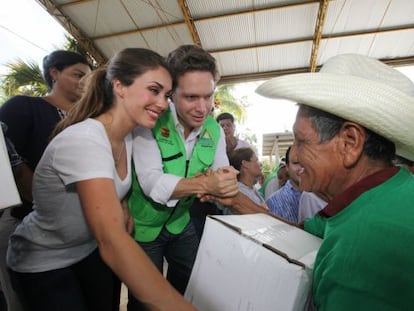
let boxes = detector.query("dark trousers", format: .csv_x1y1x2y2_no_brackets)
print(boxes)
127,222,199,311
9,248,120,311
190,198,222,239
0,286,7,311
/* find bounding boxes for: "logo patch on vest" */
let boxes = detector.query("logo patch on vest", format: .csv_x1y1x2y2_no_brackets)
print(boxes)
198,129,214,147
161,126,170,138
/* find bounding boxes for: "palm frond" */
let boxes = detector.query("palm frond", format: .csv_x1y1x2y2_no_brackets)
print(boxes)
1,60,47,97
215,84,247,123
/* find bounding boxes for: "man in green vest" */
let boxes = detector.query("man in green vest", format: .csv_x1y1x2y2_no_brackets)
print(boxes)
128,45,238,310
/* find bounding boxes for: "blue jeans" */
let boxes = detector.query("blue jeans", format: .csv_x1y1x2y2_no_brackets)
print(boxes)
127,221,200,311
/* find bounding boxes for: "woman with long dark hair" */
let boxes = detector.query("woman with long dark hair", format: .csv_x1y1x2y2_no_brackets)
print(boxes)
7,48,195,311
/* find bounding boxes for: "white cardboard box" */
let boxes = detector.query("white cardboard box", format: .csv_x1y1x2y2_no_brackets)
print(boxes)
185,213,322,311
0,125,21,209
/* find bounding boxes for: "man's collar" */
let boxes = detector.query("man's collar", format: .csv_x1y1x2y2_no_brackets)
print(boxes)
318,166,399,218
170,101,203,137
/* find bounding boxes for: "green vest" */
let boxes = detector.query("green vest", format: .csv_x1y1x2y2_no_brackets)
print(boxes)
128,110,220,242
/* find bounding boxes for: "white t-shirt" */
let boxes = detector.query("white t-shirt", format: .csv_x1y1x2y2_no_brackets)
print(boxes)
297,191,327,223
264,178,280,200
7,119,132,273
235,138,250,150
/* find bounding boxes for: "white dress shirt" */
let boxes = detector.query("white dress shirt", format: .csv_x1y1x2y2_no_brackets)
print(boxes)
132,102,229,207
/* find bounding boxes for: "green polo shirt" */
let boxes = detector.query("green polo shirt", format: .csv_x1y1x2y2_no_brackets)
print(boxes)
305,167,414,310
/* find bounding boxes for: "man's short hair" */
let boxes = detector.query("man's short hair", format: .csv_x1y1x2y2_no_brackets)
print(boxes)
301,105,395,164
216,112,234,123
166,45,218,90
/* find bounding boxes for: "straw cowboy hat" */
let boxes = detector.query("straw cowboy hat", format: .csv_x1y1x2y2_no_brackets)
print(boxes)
256,54,414,161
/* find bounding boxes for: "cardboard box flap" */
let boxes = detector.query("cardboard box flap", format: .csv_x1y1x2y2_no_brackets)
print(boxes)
210,213,321,268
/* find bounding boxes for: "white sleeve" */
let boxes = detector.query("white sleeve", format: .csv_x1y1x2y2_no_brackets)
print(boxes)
298,192,327,223
132,126,181,206
53,131,114,185
211,127,230,170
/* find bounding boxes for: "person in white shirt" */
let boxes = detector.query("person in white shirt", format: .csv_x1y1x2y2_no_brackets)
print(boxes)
226,147,267,214
127,45,238,309
216,112,251,158
297,191,327,223
7,48,196,311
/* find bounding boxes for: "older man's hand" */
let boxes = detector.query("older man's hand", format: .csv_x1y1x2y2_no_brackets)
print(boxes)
203,166,239,197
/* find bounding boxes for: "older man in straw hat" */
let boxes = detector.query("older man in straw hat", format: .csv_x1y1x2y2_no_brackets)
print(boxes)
254,54,414,310
201,54,414,310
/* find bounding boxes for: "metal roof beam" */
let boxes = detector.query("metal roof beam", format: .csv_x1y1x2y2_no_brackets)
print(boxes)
89,0,321,41
209,24,414,54
178,0,201,47
310,0,329,72
35,0,107,65
219,56,414,84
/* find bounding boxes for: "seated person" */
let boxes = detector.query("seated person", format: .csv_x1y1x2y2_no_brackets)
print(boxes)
229,147,267,209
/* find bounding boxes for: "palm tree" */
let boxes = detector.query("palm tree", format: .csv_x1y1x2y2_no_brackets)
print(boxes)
63,36,96,67
214,84,247,123
1,60,47,99
0,35,94,104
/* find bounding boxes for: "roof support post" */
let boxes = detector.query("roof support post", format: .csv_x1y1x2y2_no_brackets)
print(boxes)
310,0,330,72
177,0,201,46
35,0,107,65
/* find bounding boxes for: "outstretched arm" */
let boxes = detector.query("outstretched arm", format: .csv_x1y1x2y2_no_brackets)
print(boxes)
200,191,297,227
77,178,196,311
200,191,267,214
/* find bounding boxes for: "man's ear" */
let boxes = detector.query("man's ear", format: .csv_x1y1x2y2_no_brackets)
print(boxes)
339,121,366,168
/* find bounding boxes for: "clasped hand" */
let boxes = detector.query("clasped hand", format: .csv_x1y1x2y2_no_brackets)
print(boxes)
200,166,239,197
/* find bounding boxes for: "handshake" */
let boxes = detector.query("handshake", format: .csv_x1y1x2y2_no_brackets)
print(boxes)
196,167,268,214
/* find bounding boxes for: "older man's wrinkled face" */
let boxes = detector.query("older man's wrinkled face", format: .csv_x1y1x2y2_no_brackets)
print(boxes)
292,106,342,199
286,146,303,189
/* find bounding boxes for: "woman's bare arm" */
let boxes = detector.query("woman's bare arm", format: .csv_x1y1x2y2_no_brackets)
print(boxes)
76,178,196,311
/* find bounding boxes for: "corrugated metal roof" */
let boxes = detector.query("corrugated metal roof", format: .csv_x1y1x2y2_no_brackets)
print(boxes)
35,0,414,84
34,0,414,158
